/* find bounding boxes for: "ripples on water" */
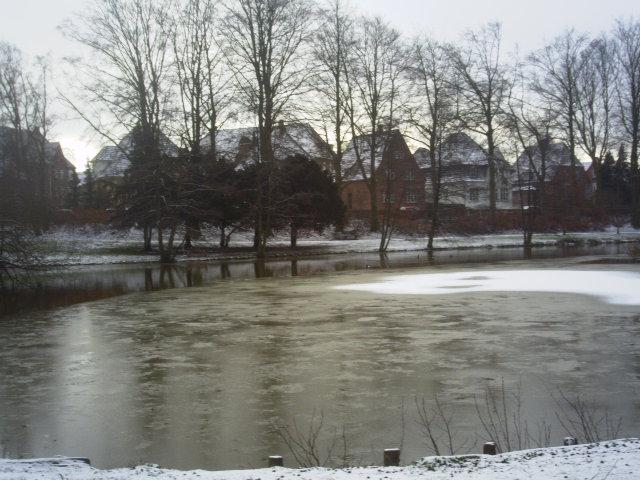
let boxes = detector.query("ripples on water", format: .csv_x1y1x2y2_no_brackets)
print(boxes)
1,244,632,316
1,244,639,470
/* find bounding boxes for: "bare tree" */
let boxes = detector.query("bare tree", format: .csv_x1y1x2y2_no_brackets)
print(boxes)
475,379,553,453
169,0,233,161
272,411,351,468
449,22,511,220
312,0,354,214
343,16,406,233
529,30,588,193
613,18,640,225
575,36,616,192
221,0,313,258
0,43,52,230
168,0,235,248
415,395,472,456
0,43,52,288
62,0,181,262
506,58,557,247
63,0,171,146
554,389,622,444
406,37,458,253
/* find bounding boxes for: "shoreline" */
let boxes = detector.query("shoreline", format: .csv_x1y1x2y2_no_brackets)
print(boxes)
36,229,640,268
2,439,639,479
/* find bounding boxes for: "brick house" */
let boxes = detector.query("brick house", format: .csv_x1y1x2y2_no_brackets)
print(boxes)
341,129,427,225
0,126,75,211
512,140,593,211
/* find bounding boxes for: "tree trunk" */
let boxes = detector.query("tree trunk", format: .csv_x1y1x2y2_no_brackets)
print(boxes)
631,126,640,226
487,128,497,226
220,226,227,249
143,225,153,252
369,181,379,232
290,224,298,249
253,224,260,249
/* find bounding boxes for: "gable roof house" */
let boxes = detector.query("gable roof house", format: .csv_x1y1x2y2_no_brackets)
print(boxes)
0,126,76,211
340,129,427,224
512,140,593,210
418,132,513,210
199,122,335,171
91,131,180,180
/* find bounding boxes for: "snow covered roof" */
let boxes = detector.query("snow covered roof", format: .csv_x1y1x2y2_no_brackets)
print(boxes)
200,123,334,169
342,130,407,181
200,127,256,162
91,131,179,179
439,132,507,167
513,140,575,182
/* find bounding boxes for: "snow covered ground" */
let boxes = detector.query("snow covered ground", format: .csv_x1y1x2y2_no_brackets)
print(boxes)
37,225,640,266
336,269,640,305
2,439,638,479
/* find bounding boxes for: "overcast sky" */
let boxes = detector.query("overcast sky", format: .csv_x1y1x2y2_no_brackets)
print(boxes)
1,0,639,169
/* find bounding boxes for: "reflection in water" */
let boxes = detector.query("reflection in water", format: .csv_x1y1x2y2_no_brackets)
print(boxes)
0,259,639,471
379,252,390,269
0,244,633,317
220,262,231,279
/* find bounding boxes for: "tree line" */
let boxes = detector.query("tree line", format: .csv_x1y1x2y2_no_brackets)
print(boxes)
3,0,640,265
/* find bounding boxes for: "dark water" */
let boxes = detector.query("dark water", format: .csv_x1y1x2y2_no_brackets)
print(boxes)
1,243,634,316
1,246,639,471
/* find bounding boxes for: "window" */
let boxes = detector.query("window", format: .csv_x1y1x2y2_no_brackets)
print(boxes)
500,187,509,202
405,190,418,204
382,191,395,204
384,169,396,180
404,169,415,181
468,188,480,202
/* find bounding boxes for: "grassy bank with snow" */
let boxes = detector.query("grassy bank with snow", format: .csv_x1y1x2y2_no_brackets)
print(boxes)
36,225,640,266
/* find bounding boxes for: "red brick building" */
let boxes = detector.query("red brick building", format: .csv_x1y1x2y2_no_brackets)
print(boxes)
341,130,427,227
512,141,593,211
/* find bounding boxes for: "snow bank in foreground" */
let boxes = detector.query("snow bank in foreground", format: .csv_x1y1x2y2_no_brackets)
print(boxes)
335,269,640,305
1,439,638,479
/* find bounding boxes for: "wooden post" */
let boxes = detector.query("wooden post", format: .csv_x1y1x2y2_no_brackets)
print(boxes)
383,448,400,466
268,455,283,467
483,442,497,455
563,437,578,446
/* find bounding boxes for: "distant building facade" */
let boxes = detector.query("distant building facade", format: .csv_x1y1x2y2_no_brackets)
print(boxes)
341,129,427,223
417,133,513,210
0,126,75,211
200,121,334,170
91,131,180,180
512,140,593,210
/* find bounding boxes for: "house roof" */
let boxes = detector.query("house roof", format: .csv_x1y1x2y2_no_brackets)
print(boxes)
0,126,75,172
91,131,179,178
439,132,507,167
341,129,407,181
513,140,576,182
200,122,334,168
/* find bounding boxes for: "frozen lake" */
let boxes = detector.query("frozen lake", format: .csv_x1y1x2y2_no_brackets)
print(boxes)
1,256,640,470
